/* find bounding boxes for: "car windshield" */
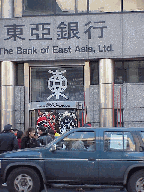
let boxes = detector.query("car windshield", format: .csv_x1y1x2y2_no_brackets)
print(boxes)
45,132,66,147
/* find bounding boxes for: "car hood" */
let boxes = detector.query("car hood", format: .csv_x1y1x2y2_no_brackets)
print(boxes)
0,147,44,158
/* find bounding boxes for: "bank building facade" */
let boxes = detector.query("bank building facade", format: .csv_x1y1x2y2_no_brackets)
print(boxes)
0,0,144,132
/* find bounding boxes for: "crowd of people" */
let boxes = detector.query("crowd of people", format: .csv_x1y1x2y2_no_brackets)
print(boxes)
0,109,91,154
0,124,57,154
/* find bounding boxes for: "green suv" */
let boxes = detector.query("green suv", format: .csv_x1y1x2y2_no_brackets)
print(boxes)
0,127,144,192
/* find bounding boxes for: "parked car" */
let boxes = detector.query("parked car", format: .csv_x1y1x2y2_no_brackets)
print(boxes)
0,127,144,192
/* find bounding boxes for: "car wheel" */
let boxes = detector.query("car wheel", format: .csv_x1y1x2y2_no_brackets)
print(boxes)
7,167,41,192
127,170,144,192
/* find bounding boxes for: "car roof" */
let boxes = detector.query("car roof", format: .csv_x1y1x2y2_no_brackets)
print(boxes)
69,127,144,132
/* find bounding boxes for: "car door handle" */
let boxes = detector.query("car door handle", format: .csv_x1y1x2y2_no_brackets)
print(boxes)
88,158,95,161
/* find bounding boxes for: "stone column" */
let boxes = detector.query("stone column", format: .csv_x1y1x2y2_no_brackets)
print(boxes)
24,63,29,130
1,61,15,129
2,0,22,18
99,59,114,127
2,0,13,18
84,62,90,123
1,1,15,130
14,0,22,17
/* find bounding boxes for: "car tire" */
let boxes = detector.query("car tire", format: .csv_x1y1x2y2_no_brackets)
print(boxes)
7,167,41,192
127,170,144,192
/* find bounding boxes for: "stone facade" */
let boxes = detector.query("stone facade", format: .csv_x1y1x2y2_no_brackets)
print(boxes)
89,83,144,127
14,84,144,129
14,86,25,131
89,85,100,127
123,83,144,127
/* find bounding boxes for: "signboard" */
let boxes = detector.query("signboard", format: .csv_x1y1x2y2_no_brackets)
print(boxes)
30,66,84,102
0,13,143,61
29,101,84,110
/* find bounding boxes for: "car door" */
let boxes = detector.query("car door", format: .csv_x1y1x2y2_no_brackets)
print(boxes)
44,129,99,183
98,130,127,184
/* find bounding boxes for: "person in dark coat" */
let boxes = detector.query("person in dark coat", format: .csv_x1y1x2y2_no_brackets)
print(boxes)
0,124,19,154
84,122,91,127
48,129,55,140
17,130,23,149
21,127,40,149
37,126,53,146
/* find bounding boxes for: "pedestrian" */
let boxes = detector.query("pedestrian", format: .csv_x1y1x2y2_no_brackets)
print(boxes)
55,119,60,134
13,129,18,137
37,126,53,146
48,129,55,140
0,124,19,154
17,130,23,149
21,127,40,149
84,122,91,127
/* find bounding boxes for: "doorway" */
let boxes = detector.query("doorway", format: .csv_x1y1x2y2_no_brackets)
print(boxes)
29,108,79,134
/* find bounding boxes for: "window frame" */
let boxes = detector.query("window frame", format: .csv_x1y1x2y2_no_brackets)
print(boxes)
104,131,136,152
114,60,144,84
21,0,144,17
56,130,96,152
90,61,99,85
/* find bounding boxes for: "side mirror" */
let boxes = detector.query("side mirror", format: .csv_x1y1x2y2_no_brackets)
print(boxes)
140,145,144,151
49,144,56,152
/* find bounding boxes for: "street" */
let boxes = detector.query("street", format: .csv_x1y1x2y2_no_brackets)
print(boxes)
0,182,127,192
0,188,127,192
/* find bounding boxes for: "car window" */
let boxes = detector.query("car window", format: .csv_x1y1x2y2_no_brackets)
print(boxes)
56,131,96,151
104,132,135,151
139,132,144,143
123,132,135,151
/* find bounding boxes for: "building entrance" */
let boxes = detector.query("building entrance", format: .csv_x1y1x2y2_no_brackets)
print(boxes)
28,65,84,133
29,108,83,134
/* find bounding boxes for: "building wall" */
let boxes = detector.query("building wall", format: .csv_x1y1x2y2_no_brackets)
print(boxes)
13,73,144,130
89,85,100,127
123,83,144,127
14,86,24,131
90,83,144,127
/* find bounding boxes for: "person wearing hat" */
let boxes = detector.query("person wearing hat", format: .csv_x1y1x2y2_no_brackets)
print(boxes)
0,124,19,154
37,126,53,146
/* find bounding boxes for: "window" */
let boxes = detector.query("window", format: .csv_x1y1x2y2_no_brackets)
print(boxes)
23,0,55,15
115,60,144,84
104,131,135,151
114,61,127,84
91,60,144,85
23,0,88,15
76,0,87,13
90,62,99,85
23,0,144,16
139,132,144,143
56,131,96,151
16,64,24,86
126,61,144,83
56,0,75,14
138,67,144,83
56,0,87,14
89,0,121,13
124,0,144,11
30,66,84,102
124,132,135,151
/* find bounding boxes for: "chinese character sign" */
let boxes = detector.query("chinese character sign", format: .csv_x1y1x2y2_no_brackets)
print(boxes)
31,67,84,102
0,14,125,60
47,70,68,100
